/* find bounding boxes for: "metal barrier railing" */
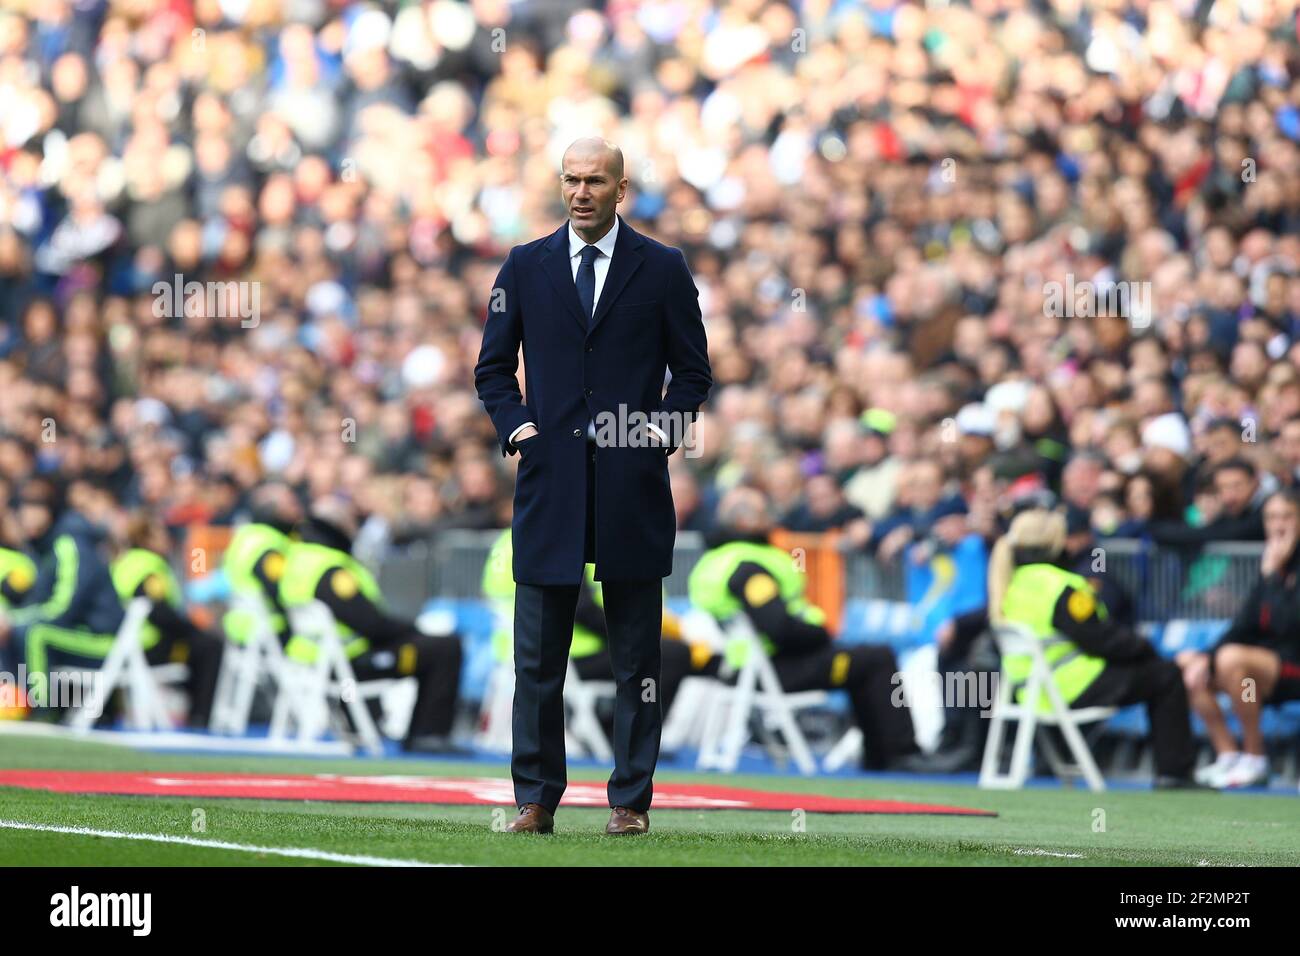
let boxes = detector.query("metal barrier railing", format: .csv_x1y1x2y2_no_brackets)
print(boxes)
373,530,1265,624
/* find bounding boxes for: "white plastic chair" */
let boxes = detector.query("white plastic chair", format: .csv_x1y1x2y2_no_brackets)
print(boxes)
67,597,186,733
210,594,289,736
979,622,1117,792
268,601,392,756
695,611,826,775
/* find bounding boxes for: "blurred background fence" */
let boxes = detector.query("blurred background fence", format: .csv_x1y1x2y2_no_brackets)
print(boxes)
370,531,1264,625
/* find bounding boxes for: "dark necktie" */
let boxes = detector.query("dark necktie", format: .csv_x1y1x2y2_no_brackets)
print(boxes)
575,244,599,328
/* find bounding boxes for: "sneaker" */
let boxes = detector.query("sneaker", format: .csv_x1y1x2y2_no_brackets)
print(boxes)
1217,753,1269,789
1194,751,1240,788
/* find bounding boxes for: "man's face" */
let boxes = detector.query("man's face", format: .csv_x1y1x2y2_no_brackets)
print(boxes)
1280,422,1300,468
806,476,840,516
1203,426,1238,464
17,502,51,542
270,487,303,526
1214,467,1256,516
1263,496,1298,543
560,148,626,235
1062,459,1101,508
910,462,943,511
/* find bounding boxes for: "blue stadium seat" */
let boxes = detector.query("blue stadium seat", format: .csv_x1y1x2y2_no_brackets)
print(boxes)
839,598,922,653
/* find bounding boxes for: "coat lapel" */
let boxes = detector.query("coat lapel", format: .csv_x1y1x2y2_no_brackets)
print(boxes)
539,223,586,335
537,215,644,338
588,215,644,337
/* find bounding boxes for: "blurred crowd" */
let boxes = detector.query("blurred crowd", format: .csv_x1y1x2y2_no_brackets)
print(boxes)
2,0,1299,574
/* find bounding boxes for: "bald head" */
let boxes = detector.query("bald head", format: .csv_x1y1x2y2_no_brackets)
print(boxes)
562,137,623,179
561,137,627,242
716,486,774,536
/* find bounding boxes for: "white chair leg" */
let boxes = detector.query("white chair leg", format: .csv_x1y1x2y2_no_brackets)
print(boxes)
717,660,759,773
661,677,709,751
756,660,817,775
1007,686,1039,789
822,727,864,772
978,667,1016,788
1045,679,1107,792
209,645,238,733
477,663,514,753
695,686,731,770
228,637,267,735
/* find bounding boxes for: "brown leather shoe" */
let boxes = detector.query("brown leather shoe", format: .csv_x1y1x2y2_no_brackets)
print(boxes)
505,803,554,834
606,806,649,835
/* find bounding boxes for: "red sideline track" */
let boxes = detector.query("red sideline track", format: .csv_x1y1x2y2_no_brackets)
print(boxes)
0,770,996,816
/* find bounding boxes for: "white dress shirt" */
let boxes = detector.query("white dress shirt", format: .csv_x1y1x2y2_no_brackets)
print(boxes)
509,215,667,449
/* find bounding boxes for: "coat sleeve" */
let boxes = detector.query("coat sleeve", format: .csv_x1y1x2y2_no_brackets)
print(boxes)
1050,586,1156,663
474,248,534,458
726,561,831,655
314,569,415,646
652,249,712,455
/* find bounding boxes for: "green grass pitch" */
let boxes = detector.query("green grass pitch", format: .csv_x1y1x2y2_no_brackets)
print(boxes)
1,735,1297,866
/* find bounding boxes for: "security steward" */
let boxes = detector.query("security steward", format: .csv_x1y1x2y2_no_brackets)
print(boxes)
111,513,225,727
222,481,302,649
0,479,124,714
688,486,923,770
987,508,1198,788
482,528,713,719
280,497,464,753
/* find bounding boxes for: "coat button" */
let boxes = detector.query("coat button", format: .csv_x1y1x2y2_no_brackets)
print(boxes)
586,345,593,352
572,428,581,437
584,387,592,396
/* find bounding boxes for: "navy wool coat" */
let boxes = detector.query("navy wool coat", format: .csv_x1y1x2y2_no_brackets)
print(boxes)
474,215,712,584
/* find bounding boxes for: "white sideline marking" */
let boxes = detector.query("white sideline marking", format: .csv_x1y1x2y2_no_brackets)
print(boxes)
1012,847,1085,859
0,820,464,867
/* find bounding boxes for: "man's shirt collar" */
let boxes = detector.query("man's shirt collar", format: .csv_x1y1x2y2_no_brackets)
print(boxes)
568,214,619,261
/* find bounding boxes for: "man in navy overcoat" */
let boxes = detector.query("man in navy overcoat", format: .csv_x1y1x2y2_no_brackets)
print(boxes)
474,137,712,834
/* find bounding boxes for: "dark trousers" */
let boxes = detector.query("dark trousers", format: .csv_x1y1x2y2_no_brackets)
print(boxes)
512,443,664,813
146,630,225,728
1071,657,1196,778
513,578,663,812
350,634,463,744
773,644,920,769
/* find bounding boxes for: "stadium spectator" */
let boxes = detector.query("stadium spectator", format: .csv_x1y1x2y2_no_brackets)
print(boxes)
1179,489,1300,789
1150,458,1267,546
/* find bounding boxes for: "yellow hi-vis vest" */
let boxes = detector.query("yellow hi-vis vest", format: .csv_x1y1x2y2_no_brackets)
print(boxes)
687,540,826,669
0,547,36,610
109,548,180,651
222,523,290,645
1000,563,1108,713
278,542,378,664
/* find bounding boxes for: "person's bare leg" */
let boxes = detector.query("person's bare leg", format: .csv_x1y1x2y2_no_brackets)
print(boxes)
1216,644,1281,756
1187,682,1236,754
